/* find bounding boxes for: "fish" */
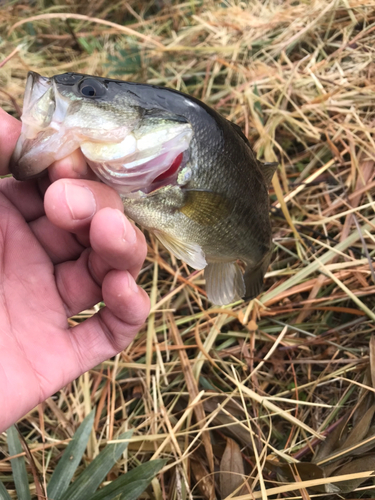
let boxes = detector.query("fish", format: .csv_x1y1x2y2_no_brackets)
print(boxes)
10,71,277,305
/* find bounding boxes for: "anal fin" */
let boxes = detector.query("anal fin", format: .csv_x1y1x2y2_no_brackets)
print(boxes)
204,261,246,305
154,230,207,270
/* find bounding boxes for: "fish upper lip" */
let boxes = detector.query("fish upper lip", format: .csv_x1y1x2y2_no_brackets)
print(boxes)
23,71,52,115
12,72,193,192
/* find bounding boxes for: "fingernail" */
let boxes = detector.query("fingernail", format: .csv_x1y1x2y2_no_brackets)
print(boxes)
70,150,88,176
65,184,96,220
127,272,139,293
116,210,136,244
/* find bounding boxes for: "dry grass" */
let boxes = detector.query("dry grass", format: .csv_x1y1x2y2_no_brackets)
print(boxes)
1,0,375,498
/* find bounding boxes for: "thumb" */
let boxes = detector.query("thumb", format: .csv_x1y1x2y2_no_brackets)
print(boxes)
0,109,21,175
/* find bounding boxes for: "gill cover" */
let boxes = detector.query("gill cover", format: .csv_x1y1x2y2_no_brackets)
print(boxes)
10,72,193,195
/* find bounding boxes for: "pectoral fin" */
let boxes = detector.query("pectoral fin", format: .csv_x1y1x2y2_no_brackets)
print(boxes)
204,261,246,305
154,230,207,270
243,252,272,300
180,190,232,226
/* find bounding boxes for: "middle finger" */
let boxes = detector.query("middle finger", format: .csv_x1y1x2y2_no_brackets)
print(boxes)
89,208,147,282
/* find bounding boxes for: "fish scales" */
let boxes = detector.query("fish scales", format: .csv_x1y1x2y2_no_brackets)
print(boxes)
10,72,277,305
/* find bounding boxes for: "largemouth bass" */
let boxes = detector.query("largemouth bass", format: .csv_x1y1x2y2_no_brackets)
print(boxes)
10,71,277,305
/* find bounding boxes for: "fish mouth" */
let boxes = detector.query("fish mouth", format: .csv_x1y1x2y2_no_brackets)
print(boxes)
10,72,73,180
23,71,52,117
10,71,193,196
11,72,53,179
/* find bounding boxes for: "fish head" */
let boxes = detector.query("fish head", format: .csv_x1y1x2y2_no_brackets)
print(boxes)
11,72,193,195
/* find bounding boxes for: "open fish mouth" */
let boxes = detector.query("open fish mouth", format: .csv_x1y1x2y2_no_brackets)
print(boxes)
10,72,193,196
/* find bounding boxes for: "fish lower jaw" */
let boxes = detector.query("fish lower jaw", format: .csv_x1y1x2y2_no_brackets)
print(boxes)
80,127,192,196
86,149,191,198
112,168,182,199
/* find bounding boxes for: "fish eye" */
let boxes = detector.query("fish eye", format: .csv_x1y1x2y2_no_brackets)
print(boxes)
78,79,106,98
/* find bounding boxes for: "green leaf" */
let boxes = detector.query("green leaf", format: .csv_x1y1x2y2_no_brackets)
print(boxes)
0,479,12,500
60,430,133,500
78,37,103,55
90,459,166,500
105,43,142,76
47,409,96,500
6,426,31,500
252,84,264,124
92,480,149,500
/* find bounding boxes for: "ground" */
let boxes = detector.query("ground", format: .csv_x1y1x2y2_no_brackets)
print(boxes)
1,1,375,498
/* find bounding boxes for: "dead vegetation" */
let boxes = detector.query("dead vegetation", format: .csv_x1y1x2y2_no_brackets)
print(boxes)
1,0,375,498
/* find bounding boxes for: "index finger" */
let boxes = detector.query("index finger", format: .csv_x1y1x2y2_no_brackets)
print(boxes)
0,109,21,175
48,149,98,182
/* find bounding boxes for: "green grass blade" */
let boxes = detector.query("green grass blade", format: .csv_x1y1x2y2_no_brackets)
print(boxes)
91,480,149,500
90,459,166,500
47,409,96,500
6,426,31,500
60,430,133,500
0,479,12,500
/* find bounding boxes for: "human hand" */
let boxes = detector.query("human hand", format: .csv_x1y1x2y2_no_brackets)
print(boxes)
0,109,150,432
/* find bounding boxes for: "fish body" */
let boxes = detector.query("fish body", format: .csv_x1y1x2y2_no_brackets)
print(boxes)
10,72,276,305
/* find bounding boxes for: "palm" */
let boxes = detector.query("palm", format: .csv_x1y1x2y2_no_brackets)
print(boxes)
1,195,69,408
0,177,149,432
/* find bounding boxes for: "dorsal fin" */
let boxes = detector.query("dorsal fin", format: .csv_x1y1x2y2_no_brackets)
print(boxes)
258,161,278,188
227,120,251,147
227,120,278,187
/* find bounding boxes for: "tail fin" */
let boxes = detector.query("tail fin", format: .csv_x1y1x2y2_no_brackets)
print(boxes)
243,252,272,300
204,261,245,305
